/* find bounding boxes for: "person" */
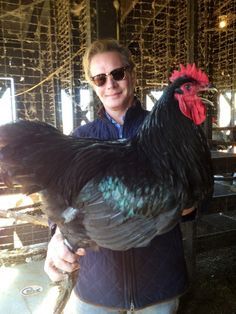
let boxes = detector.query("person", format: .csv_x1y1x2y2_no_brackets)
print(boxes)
44,39,193,314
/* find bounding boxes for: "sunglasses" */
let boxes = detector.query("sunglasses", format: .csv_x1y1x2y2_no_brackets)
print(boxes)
91,66,130,87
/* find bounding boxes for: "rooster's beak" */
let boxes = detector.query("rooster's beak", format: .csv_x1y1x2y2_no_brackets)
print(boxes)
200,84,218,106
201,98,215,107
207,83,218,93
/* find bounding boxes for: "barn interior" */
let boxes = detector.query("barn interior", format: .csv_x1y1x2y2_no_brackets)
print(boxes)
0,0,236,313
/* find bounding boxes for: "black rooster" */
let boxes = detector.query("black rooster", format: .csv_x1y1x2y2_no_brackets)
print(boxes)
0,64,213,253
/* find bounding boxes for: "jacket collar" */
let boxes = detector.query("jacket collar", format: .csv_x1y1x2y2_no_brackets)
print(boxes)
99,96,144,122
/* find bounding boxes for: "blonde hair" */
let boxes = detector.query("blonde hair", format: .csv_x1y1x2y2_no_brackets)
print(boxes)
83,39,135,83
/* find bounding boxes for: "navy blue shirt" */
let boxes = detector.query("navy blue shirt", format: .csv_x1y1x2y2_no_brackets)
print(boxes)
72,98,188,310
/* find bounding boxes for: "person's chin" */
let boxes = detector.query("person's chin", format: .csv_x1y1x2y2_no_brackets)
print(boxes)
106,96,123,105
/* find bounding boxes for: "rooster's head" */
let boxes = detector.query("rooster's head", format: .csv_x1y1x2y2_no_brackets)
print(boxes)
170,63,211,125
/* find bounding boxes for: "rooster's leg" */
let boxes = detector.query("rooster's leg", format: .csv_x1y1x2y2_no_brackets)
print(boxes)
53,268,79,314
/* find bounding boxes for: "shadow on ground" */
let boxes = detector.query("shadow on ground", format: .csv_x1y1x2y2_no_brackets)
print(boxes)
178,245,236,314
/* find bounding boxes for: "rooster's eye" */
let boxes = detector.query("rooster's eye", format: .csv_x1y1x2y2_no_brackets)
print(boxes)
184,84,192,91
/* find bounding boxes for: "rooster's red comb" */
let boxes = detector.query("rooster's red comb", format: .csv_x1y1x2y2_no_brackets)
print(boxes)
169,63,209,85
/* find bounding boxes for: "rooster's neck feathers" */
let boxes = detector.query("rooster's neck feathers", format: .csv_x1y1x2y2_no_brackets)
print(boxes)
135,65,212,192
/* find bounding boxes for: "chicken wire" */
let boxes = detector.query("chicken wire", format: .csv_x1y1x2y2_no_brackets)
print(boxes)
121,0,236,108
120,0,189,103
197,0,236,89
0,0,91,127
1,0,235,121
70,0,98,127
197,0,236,130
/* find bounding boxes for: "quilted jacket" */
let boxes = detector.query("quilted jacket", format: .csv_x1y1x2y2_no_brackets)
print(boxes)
72,99,189,311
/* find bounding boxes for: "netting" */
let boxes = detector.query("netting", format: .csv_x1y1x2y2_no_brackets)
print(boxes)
1,0,235,122
121,0,235,99
197,0,236,90
120,0,189,102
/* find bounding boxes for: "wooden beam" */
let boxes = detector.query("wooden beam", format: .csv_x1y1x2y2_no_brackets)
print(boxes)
120,0,139,24
0,209,48,226
0,0,45,19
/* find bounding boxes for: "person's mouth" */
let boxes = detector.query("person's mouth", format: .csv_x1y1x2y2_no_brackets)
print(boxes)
106,92,122,98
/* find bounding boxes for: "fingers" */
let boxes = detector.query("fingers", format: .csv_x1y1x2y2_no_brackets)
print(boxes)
44,255,67,282
44,230,85,282
51,249,80,273
182,206,195,216
76,248,86,256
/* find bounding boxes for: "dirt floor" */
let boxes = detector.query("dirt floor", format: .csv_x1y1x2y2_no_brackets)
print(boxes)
178,245,236,314
0,218,235,314
0,245,235,313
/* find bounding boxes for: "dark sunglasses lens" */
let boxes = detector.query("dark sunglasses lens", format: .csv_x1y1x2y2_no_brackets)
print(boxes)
93,74,106,87
111,68,125,81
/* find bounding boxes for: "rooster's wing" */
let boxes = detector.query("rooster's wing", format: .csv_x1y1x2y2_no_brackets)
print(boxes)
0,120,186,251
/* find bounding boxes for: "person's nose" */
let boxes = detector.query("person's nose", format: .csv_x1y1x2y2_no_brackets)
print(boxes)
106,74,117,88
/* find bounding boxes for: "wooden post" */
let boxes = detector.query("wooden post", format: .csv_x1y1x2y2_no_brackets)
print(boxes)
96,0,119,39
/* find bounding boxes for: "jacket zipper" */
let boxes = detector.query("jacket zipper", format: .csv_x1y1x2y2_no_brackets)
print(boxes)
103,116,122,140
123,249,137,312
129,248,138,312
130,300,135,313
